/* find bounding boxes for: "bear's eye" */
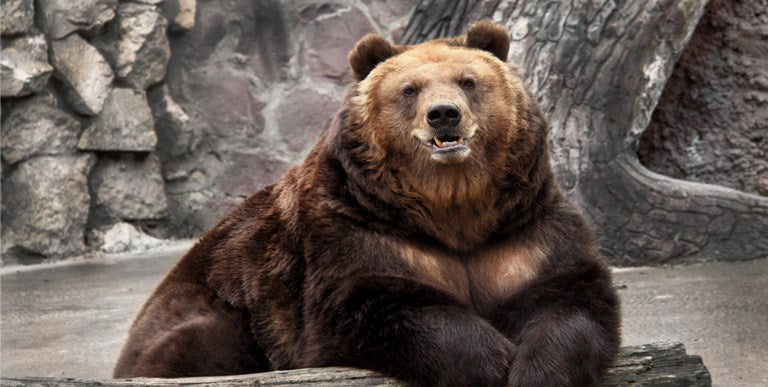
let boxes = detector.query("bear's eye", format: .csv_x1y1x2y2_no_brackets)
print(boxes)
460,79,476,90
402,87,417,97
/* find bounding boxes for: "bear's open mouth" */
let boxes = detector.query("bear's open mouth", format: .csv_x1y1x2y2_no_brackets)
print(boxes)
431,135,466,149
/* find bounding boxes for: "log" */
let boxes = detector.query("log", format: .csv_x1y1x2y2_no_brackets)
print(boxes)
401,0,768,266
0,342,711,386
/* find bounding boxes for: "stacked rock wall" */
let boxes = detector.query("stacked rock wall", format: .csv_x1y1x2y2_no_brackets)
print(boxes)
1,0,414,264
1,0,195,264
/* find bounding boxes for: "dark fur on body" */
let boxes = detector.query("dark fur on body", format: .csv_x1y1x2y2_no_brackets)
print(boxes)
114,21,620,386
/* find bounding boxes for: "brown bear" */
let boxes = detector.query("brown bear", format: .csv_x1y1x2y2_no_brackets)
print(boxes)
114,20,620,386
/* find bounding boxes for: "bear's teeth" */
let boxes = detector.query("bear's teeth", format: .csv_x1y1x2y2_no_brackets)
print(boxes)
433,137,466,148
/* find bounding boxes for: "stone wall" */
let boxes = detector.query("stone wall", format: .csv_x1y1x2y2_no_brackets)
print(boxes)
1,0,192,264
1,0,413,264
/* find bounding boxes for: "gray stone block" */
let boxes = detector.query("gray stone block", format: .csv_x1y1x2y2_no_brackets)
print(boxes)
1,93,81,164
36,0,117,39
89,153,168,220
0,34,53,97
97,3,170,89
0,0,35,35
301,4,377,81
77,88,157,152
275,86,337,153
1,154,96,260
49,33,114,115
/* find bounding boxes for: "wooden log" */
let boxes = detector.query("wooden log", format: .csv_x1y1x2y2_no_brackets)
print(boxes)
0,342,711,386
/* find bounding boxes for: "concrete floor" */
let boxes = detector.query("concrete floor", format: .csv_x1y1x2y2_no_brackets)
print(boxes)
1,244,766,386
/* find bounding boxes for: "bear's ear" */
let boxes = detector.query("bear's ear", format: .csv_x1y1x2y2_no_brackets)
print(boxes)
349,34,400,81
466,20,510,61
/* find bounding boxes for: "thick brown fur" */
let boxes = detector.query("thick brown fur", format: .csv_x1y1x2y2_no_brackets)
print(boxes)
114,21,620,386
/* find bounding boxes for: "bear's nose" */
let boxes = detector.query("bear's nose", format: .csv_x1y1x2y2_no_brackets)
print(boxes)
426,103,461,130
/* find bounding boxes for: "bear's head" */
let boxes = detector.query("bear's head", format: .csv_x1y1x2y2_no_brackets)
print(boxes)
338,21,550,249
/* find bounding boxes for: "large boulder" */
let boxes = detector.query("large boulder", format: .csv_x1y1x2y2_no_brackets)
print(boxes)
36,0,117,39
0,34,53,97
1,93,81,164
1,154,96,262
89,154,168,221
97,3,170,89
1,0,35,36
49,33,114,115
77,88,157,152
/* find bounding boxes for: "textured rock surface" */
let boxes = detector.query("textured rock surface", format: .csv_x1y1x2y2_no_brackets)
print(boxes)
219,152,292,197
639,0,768,196
49,33,114,115
275,86,338,152
36,0,117,39
77,88,157,152
362,0,414,35
185,70,265,144
98,3,170,88
147,85,198,160
162,0,195,31
1,154,95,261
90,222,168,254
0,34,53,97
89,154,168,221
0,0,35,35
301,4,377,81
1,93,81,164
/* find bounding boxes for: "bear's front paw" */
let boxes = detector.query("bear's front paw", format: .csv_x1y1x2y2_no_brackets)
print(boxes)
439,328,516,386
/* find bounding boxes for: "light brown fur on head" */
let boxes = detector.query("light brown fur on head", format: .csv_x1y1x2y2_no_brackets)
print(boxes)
342,21,548,251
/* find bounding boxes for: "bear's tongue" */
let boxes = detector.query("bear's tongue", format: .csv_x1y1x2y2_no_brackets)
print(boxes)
433,135,465,148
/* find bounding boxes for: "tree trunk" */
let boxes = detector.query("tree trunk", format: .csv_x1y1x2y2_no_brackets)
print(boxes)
401,0,768,265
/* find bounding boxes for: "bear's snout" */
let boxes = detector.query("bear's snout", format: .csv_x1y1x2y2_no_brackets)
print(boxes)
426,103,462,130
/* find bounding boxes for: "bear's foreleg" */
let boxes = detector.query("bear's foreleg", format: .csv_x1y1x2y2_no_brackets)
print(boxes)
303,275,516,386
113,282,269,378
492,263,620,386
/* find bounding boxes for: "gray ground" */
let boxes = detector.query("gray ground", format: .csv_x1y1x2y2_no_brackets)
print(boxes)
1,244,766,386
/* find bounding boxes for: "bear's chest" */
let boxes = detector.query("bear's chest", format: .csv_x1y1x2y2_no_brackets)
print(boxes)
397,241,548,309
